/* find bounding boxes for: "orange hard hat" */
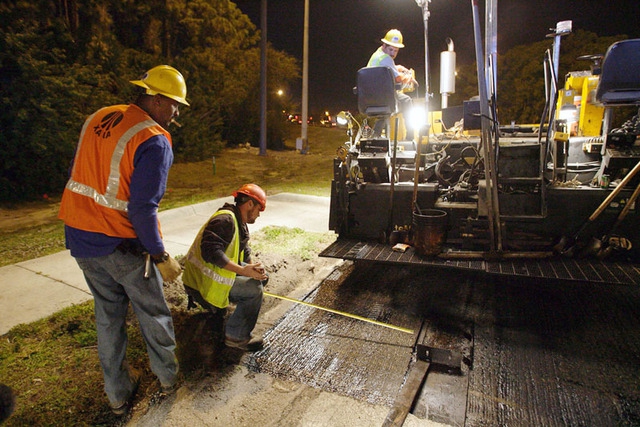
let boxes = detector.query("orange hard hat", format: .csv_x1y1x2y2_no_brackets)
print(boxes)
233,183,267,211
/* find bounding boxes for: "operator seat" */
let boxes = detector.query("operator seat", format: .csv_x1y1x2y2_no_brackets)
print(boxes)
355,66,398,137
593,38,640,184
595,38,640,106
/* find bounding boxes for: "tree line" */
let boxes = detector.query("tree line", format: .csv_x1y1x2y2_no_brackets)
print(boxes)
0,0,299,202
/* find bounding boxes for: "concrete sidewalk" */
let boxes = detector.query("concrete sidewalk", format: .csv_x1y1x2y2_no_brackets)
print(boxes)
0,193,331,335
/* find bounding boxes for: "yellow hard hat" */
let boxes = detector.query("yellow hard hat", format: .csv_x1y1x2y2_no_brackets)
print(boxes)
381,29,404,48
130,65,190,106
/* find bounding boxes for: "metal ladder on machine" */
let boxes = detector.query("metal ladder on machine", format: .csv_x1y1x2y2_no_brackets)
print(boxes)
497,24,573,222
496,48,558,222
476,0,551,250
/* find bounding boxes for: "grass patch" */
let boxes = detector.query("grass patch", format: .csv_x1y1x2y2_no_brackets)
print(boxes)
161,125,341,209
0,302,140,425
252,226,336,261
0,223,65,267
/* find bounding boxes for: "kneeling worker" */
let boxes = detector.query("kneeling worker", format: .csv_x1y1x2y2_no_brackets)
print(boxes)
183,184,268,352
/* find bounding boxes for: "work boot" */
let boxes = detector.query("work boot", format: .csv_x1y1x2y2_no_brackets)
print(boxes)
224,335,264,352
110,369,141,416
160,382,176,397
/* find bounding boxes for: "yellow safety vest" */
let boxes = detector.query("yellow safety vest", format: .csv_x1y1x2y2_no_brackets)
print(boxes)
367,47,389,67
183,209,245,308
367,48,404,85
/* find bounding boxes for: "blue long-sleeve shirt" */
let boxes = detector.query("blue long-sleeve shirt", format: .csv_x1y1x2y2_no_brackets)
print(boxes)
65,134,173,258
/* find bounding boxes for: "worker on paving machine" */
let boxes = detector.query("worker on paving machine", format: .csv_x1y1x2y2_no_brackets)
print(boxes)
367,28,419,139
183,183,269,352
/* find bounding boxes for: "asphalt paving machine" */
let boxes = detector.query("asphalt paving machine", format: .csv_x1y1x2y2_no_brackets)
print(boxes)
323,18,640,275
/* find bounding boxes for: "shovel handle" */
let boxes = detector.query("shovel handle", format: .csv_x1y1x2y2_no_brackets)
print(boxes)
603,179,640,239
597,183,640,258
590,159,640,221
616,180,640,222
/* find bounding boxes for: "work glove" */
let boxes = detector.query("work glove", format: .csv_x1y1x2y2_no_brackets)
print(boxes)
154,252,182,283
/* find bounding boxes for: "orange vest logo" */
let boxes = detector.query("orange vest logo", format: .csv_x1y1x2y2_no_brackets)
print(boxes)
93,111,124,139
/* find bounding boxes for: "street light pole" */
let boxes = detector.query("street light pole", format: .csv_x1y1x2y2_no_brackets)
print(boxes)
415,0,430,128
259,0,268,156
300,0,310,154
411,0,431,212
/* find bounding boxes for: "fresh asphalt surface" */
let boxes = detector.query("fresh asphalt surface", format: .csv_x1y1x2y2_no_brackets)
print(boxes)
0,193,331,335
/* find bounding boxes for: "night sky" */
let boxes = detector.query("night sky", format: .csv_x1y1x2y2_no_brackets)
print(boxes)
234,0,640,114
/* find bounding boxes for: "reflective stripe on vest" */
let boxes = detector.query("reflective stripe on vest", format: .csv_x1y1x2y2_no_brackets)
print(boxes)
183,209,245,308
65,118,159,212
186,253,235,287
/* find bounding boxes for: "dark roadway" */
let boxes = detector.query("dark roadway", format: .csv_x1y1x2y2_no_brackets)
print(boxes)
251,261,640,426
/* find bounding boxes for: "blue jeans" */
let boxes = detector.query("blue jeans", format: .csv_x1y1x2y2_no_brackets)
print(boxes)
226,275,265,341
76,250,178,407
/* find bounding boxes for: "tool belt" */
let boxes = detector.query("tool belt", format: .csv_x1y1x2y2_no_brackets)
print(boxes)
115,239,146,257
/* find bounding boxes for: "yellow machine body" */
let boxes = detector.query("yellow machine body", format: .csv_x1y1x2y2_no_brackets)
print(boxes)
556,71,604,137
